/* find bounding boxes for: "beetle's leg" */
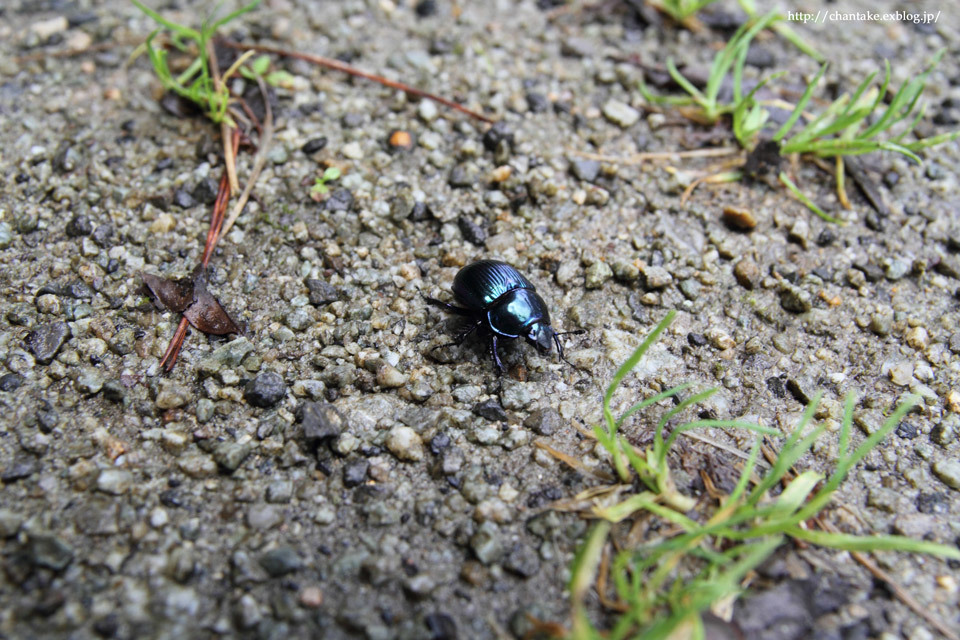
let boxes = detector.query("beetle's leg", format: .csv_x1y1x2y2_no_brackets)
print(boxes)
421,294,473,316
489,334,505,375
554,332,579,370
437,320,481,349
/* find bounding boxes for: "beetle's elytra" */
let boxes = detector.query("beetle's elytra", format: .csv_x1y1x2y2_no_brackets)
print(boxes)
423,260,582,373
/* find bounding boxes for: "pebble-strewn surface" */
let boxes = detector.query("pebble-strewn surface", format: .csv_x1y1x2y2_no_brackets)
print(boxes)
1,1,959,638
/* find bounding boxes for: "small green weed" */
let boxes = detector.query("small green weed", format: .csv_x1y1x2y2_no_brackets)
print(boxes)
132,0,262,125
569,311,960,639
640,12,780,124
310,167,342,196
649,0,719,23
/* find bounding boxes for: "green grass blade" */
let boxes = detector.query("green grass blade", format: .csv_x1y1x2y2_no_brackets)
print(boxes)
603,310,676,434
595,491,659,523
655,387,718,451
747,393,821,504
778,171,845,223
615,383,692,429
773,64,827,142
663,419,780,458
132,0,201,39
838,393,855,462
903,129,960,151
787,527,960,559
209,0,261,33
666,58,707,106
729,437,762,503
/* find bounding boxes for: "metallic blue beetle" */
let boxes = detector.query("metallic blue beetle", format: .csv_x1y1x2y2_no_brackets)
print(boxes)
423,260,581,373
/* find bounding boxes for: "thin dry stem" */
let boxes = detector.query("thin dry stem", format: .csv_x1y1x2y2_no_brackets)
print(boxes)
218,76,273,243
217,39,494,123
568,146,741,165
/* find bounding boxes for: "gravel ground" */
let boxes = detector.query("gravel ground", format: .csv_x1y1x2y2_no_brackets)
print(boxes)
1,1,959,639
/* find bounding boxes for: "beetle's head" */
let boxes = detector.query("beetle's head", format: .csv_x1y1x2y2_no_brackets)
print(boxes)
526,323,555,354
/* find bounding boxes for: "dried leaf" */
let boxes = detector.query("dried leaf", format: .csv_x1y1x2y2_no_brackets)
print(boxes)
182,267,241,335
142,267,240,336
142,272,195,312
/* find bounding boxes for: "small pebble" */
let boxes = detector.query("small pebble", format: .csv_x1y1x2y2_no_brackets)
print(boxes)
722,206,757,230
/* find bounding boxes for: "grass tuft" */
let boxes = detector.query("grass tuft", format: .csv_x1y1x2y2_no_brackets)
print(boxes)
132,0,262,125
569,312,960,639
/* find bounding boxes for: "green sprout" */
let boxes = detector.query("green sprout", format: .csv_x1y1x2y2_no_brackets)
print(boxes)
132,0,262,125
310,167,342,196
239,53,296,89
640,12,779,124
773,50,959,161
649,0,720,23
762,50,958,222
569,312,960,639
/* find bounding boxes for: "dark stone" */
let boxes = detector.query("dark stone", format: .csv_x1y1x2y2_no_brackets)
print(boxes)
811,267,833,282
172,189,195,209
526,486,563,509
895,422,918,439
424,612,457,640
301,137,328,154
92,615,120,638
785,378,812,405
916,492,948,515
305,278,339,306
160,489,183,509
324,188,354,212
102,379,126,403
65,214,93,237
504,544,540,578
2,456,39,482
570,159,600,183
68,11,99,27
766,376,786,399
0,373,24,392
27,534,74,571
523,409,562,436
36,407,58,432
244,372,287,408
343,460,368,487
410,202,431,222
259,546,302,577
525,92,550,113
298,401,347,446
458,216,487,246
853,263,884,283
341,112,365,128
687,333,707,347
745,45,775,68
473,400,507,422
63,279,94,299
192,178,219,205
448,163,479,188
429,433,451,455
882,171,900,188
92,224,114,247
415,0,438,17
26,321,71,364
482,122,514,153
816,228,835,246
